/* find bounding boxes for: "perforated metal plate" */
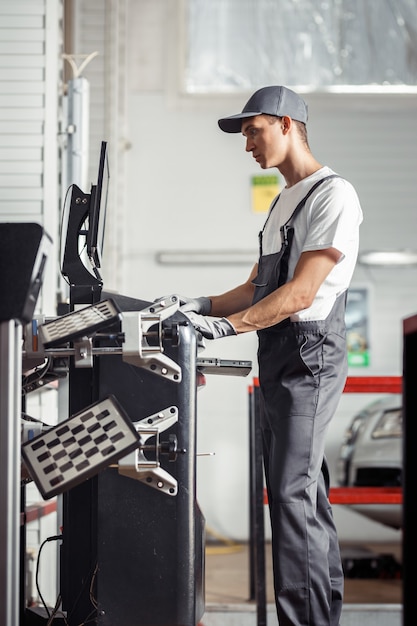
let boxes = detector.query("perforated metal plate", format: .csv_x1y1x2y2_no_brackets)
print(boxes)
39,299,121,347
21,396,139,499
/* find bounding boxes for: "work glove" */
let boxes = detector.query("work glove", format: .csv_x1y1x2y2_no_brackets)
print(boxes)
183,312,237,340
178,296,212,315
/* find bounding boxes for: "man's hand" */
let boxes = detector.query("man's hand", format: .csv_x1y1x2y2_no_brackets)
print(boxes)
183,312,236,340
179,296,212,315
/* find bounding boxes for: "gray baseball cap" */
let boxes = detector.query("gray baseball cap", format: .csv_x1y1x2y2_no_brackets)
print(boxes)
218,85,308,133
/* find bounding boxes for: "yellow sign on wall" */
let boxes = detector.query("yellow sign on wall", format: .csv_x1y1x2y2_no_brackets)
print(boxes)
251,175,279,213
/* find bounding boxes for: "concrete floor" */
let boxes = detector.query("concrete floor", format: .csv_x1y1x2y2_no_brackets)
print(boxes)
201,541,402,626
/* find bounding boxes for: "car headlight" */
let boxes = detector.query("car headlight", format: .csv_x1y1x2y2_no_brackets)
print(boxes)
343,414,367,444
372,408,402,439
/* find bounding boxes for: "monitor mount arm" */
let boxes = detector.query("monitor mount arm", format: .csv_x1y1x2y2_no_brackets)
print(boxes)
61,184,103,299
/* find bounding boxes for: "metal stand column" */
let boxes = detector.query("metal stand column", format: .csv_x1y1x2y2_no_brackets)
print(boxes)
248,378,267,626
0,320,23,626
402,313,417,626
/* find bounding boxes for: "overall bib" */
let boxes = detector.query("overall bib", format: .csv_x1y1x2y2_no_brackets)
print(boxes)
253,176,346,626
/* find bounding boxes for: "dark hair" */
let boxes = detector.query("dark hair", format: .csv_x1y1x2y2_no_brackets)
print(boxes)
293,120,309,147
266,115,309,148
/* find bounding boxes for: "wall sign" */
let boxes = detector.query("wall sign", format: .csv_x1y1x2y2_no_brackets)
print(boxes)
346,287,370,367
251,175,279,213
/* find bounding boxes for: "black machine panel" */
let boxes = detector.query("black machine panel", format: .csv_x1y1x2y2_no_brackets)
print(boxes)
60,292,205,626
48,142,206,625
0,222,51,323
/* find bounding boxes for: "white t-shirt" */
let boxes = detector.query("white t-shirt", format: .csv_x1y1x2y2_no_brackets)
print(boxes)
261,166,363,321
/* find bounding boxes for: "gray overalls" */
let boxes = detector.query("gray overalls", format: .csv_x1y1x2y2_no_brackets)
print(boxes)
253,176,346,626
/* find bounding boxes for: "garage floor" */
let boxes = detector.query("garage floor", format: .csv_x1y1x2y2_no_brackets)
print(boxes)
205,541,402,605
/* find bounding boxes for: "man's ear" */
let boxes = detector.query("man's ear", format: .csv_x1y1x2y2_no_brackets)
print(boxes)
281,115,291,133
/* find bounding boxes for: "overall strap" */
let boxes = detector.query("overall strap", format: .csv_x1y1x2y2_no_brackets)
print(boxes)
261,174,341,239
280,174,341,245
259,174,342,256
284,174,341,227
277,174,341,284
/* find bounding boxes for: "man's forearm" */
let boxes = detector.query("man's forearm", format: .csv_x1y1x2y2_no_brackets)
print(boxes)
209,264,258,317
209,283,256,317
227,278,314,334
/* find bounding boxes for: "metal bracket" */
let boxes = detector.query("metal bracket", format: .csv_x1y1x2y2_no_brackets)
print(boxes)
118,406,180,496
73,337,93,368
121,295,182,382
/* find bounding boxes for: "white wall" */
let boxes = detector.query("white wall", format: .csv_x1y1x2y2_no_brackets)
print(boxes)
15,0,410,547
103,1,417,544
0,0,62,316
0,0,411,612
0,0,64,609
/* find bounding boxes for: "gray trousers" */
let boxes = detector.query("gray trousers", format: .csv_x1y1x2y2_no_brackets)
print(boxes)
258,295,347,626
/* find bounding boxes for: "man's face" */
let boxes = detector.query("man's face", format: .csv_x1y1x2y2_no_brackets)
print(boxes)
241,115,284,169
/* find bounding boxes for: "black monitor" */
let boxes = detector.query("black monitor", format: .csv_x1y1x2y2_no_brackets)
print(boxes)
61,141,110,290
87,141,109,270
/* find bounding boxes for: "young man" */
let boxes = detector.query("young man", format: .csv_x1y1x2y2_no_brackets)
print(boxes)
178,86,363,626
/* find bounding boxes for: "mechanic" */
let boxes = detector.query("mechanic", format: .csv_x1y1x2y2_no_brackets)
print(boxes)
174,85,363,626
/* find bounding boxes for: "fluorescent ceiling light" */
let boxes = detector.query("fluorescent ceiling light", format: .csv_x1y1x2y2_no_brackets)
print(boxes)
358,250,417,267
156,250,256,266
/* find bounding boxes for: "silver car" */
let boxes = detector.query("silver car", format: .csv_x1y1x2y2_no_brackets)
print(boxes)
335,394,402,529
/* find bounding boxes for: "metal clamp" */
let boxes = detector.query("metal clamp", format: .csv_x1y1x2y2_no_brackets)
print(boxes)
73,337,93,368
121,295,182,382
118,405,183,496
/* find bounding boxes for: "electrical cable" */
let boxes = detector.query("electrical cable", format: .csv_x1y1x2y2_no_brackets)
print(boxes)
21,411,46,425
89,563,98,610
22,356,67,396
22,358,51,394
41,556,99,625
35,535,63,620
46,593,70,625
21,409,56,433
65,560,100,626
